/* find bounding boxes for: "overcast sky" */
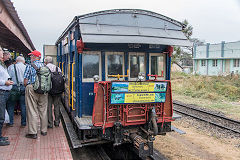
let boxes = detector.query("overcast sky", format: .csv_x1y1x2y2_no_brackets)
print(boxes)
11,0,240,51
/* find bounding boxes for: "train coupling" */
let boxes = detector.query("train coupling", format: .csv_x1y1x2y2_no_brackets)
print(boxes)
113,122,123,146
130,133,153,158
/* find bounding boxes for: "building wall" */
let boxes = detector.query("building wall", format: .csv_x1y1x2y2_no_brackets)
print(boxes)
194,41,240,76
230,59,240,74
224,42,240,59
208,59,222,75
195,45,206,59
43,45,57,65
171,63,183,72
209,44,221,58
196,60,207,75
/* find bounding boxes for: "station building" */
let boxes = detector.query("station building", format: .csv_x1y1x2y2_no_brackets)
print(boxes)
193,41,240,76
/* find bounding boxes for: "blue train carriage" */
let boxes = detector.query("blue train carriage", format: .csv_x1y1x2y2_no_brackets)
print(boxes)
56,9,191,158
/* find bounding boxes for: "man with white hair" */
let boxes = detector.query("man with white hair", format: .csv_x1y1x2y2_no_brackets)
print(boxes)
44,56,63,128
7,56,26,127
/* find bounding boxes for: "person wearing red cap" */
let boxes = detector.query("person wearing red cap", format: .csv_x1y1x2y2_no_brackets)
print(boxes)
23,50,48,139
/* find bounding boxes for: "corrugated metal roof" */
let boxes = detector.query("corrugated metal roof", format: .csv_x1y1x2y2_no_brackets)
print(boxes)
56,9,192,47
77,9,184,28
1,0,35,52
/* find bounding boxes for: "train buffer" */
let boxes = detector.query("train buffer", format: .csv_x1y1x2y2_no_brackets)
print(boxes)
172,112,182,120
0,115,72,159
171,113,186,134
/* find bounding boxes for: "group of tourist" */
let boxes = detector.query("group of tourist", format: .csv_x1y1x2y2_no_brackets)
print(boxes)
0,47,63,146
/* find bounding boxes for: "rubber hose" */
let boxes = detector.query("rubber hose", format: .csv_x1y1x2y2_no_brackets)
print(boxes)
151,117,158,136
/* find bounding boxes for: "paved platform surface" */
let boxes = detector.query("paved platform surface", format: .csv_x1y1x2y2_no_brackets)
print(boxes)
0,115,73,160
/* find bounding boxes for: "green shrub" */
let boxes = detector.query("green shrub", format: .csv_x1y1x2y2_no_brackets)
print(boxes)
171,72,240,102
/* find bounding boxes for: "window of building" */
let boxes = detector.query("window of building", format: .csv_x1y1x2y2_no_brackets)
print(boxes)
106,52,124,80
129,52,145,79
201,60,206,66
234,59,240,67
212,60,218,67
82,51,101,81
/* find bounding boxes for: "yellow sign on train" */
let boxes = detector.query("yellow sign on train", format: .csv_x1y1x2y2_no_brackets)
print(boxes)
124,93,155,103
110,81,168,104
128,82,155,92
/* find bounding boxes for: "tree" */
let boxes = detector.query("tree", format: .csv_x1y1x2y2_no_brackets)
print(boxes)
182,19,193,40
172,19,204,66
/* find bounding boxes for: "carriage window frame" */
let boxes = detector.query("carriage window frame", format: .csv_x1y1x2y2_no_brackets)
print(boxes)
149,53,166,80
82,51,102,82
128,52,146,81
105,52,125,81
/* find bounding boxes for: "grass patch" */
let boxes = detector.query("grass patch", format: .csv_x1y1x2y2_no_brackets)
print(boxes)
171,72,240,101
171,72,240,119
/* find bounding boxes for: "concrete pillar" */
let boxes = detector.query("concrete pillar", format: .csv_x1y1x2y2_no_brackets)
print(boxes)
221,41,225,74
206,43,210,75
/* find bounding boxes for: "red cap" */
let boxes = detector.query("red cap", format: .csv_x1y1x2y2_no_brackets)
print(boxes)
28,50,41,58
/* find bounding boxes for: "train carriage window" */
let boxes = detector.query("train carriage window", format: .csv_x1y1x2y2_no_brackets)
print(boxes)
149,53,166,80
82,51,101,82
129,52,145,80
105,52,124,80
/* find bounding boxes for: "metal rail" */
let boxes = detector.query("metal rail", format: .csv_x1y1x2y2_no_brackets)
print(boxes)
97,146,111,160
146,149,168,160
173,101,240,134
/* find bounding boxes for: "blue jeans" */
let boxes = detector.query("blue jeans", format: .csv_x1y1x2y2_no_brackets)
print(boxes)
0,90,9,137
6,85,26,126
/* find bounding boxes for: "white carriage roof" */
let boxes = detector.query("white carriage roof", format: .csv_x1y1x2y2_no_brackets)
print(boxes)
58,9,192,47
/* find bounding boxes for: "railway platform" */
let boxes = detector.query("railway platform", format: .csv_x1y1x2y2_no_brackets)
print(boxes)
0,115,73,160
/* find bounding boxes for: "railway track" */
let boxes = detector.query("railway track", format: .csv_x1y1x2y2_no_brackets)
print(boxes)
71,145,111,160
173,100,240,135
146,149,168,160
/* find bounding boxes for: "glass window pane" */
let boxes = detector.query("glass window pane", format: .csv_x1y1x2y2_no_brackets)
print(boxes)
83,54,99,78
130,55,145,78
151,56,164,75
107,54,123,75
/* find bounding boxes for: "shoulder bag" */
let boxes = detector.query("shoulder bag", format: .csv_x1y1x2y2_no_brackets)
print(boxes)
9,64,21,101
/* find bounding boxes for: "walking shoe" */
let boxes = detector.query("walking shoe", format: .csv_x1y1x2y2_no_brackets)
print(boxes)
0,140,10,146
20,124,26,128
6,123,13,127
0,136,8,141
48,125,53,128
25,134,37,139
40,132,47,136
54,121,59,127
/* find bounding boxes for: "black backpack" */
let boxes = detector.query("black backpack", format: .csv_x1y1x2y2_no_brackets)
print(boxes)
49,66,65,95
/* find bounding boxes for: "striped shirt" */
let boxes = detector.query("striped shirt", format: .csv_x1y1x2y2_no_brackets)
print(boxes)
0,61,12,90
23,60,44,84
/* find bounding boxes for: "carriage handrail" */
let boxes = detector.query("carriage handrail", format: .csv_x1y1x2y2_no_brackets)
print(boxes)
147,71,164,80
107,69,129,80
71,63,75,111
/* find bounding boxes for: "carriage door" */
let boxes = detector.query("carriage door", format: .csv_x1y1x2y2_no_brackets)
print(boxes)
149,53,166,80
82,51,101,116
128,52,145,81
